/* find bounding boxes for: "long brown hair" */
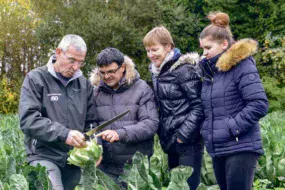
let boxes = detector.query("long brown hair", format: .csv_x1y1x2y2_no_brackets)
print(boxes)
200,11,235,47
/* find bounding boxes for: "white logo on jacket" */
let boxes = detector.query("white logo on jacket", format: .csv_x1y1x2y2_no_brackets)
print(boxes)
47,93,61,101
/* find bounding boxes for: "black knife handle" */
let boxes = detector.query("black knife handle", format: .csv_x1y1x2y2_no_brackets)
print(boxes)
84,133,90,141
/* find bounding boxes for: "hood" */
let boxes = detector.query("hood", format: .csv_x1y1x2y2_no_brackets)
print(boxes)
216,38,258,72
169,52,200,71
90,56,137,87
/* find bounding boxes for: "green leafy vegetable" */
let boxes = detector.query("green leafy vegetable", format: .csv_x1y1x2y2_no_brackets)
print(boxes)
119,152,193,190
67,138,102,168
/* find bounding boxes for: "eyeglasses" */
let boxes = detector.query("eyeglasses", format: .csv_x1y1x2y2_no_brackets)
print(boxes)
99,66,121,77
62,51,85,67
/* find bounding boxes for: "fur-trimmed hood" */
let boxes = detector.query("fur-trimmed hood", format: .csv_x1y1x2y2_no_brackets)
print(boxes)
169,52,200,71
216,38,258,71
90,56,137,87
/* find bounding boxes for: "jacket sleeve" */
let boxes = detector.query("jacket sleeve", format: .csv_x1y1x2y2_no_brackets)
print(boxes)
176,66,204,143
19,73,70,142
227,57,269,137
116,84,159,143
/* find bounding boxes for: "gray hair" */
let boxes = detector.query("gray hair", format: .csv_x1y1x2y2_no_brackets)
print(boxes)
58,34,87,52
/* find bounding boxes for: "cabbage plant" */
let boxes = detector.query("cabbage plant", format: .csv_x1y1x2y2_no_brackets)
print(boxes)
67,138,102,168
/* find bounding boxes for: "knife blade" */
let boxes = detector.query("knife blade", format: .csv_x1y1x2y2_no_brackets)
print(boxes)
85,109,130,137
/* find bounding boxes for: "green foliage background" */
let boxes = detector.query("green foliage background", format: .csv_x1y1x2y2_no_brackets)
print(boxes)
0,0,285,114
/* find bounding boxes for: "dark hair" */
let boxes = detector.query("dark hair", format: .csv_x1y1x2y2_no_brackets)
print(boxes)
200,11,235,47
96,47,124,67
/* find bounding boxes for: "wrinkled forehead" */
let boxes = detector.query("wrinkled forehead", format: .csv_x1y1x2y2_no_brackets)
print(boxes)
66,46,86,59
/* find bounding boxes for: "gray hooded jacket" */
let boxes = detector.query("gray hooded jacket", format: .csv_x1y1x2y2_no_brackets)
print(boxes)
90,56,159,174
19,56,96,167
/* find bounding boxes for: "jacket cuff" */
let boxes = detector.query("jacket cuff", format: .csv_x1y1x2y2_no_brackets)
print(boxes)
116,129,127,141
176,132,188,143
96,136,103,145
59,127,70,142
228,118,242,137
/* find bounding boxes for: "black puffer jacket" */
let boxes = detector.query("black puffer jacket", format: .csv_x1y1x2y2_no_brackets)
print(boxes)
90,56,159,175
150,48,204,153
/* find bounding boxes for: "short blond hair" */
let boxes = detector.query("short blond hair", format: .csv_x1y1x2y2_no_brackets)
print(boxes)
143,26,175,48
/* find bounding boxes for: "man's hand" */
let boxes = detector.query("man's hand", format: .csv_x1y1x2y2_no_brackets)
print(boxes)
65,130,87,148
96,130,119,143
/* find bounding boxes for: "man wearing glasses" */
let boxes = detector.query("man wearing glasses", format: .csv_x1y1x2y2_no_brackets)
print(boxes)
90,47,159,187
19,34,95,190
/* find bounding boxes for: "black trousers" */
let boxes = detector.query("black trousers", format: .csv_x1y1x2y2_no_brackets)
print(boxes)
168,142,204,190
212,152,260,190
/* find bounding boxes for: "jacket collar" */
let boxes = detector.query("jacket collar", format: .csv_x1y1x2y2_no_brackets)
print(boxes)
90,56,138,89
199,52,221,77
47,55,83,84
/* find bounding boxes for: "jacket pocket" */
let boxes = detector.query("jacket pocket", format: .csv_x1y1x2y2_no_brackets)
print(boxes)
213,118,234,144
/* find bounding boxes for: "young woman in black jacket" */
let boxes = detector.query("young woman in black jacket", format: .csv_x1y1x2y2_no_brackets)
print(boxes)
143,26,204,190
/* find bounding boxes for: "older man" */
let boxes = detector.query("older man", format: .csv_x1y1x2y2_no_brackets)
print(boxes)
19,34,95,190
90,47,159,186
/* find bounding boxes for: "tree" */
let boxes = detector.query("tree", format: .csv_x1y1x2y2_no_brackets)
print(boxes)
0,0,42,113
201,0,285,42
31,0,200,80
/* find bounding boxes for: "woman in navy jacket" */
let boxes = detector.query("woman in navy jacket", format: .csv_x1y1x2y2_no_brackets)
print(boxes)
143,26,204,190
199,12,269,190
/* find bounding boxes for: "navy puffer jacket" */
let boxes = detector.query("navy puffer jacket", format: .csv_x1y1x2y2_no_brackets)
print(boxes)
199,39,269,157
150,48,204,153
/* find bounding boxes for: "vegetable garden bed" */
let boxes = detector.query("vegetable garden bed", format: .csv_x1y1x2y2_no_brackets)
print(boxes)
0,112,284,190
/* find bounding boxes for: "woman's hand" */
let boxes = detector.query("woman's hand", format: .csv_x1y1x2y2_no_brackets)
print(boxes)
177,138,183,143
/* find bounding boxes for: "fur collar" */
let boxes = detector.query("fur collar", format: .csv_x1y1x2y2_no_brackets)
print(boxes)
216,38,258,71
169,52,200,71
89,56,136,86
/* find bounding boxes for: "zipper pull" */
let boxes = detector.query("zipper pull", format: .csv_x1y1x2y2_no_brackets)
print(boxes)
236,137,239,142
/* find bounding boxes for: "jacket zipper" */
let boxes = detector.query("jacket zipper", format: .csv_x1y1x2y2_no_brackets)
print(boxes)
204,60,215,152
111,93,114,161
203,61,239,142
65,87,71,151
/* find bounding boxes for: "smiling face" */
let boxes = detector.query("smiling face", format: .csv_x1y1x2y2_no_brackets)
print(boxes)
145,42,171,68
199,36,228,59
54,46,86,78
98,62,125,89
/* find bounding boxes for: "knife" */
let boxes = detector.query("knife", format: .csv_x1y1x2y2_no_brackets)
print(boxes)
84,109,130,139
